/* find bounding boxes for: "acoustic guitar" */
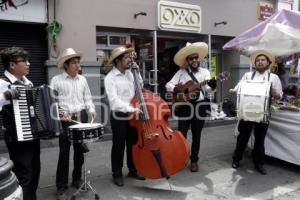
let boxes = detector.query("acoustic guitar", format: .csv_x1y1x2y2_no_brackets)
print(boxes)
168,71,230,104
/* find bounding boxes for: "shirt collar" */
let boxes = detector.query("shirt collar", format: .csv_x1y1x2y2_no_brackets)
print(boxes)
255,69,270,75
188,66,200,73
63,71,79,79
111,66,128,76
4,70,32,85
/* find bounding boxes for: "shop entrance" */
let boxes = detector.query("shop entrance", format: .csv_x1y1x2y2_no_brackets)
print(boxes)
133,32,207,100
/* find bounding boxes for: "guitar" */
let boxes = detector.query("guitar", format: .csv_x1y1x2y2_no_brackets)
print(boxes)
167,71,230,104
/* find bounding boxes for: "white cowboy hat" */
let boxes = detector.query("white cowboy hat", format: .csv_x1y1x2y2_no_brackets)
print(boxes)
174,42,208,67
57,48,83,68
250,49,275,67
108,46,134,64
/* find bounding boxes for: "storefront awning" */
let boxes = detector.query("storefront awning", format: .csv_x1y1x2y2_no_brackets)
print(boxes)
223,9,300,59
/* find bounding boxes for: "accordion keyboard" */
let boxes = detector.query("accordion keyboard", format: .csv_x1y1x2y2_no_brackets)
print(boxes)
11,85,33,141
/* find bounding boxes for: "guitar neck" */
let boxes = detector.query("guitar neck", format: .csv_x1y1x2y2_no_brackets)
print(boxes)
198,77,215,87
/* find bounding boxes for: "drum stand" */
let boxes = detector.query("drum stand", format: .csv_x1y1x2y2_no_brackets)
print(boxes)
71,143,100,200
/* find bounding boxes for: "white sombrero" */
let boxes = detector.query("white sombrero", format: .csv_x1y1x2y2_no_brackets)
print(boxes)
174,42,208,67
57,48,83,68
108,46,134,64
250,49,275,67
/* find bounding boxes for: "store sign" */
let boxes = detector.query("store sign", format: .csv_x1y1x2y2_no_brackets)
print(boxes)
257,1,274,21
158,0,202,33
0,0,47,23
210,55,217,77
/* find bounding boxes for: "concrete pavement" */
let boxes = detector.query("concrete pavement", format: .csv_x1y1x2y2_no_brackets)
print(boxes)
1,124,300,199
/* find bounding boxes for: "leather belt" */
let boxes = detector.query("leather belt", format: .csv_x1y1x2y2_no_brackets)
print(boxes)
69,112,81,119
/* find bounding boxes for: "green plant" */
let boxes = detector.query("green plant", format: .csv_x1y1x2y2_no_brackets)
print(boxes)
46,20,62,43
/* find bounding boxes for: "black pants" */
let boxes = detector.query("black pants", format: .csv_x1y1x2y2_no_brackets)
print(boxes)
110,112,137,177
176,102,207,162
56,110,88,191
233,120,269,165
5,139,40,200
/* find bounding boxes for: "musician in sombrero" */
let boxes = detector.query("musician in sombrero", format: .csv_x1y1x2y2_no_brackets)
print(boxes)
230,50,283,175
165,42,217,172
50,48,96,200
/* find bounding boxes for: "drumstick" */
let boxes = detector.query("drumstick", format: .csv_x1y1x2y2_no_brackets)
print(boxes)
71,119,82,124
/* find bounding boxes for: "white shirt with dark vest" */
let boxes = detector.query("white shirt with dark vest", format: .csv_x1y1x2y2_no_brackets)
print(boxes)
0,70,33,111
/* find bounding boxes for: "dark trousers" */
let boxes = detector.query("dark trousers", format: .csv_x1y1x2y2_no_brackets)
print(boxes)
5,139,40,200
110,112,137,177
176,102,207,162
233,120,269,165
56,110,88,191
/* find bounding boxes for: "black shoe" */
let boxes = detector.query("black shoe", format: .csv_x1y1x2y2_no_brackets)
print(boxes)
232,160,240,169
113,176,124,187
255,164,267,175
190,162,199,172
71,179,83,189
81,144,90,153
56,190,67,200
127,172,146,180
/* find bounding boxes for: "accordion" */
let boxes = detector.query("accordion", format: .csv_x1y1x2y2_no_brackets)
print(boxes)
9,84,62,142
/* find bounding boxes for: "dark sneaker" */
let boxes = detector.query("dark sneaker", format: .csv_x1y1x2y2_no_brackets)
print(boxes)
127,172,146,180
72,179,83,189
81,144,90,153
255,164,267,175
232,160,240,169
113,176,124,187
190,162,199,172
56,191,67,200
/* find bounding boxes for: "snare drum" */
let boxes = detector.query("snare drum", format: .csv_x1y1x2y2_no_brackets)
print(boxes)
68,123,104,143
237,80,271,123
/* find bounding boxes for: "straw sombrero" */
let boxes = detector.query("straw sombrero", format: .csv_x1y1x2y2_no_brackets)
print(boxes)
174,42,208,67
250,50,275,67
108,46,134,64
57,48,83,68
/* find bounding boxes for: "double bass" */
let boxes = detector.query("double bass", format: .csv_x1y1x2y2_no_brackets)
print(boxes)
129,60,189,179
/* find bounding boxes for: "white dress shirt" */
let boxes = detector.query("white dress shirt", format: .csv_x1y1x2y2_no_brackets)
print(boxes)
237,70,283,98
50,72,95,113
104,67,143,113
0,70,33,111
165,67,212,101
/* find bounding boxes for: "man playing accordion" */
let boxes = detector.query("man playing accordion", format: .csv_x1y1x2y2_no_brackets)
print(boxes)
0,47,40,200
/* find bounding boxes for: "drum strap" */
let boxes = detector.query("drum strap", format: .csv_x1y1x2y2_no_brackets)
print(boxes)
251,71,270,81
251,71,272,122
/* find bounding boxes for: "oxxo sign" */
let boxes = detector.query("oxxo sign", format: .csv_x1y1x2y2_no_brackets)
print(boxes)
158,1,202,33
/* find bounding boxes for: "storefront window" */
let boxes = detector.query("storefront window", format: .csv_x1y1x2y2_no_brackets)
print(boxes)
96,36,108,45
109,36,127,45
96,32,131,69
96,32,130,49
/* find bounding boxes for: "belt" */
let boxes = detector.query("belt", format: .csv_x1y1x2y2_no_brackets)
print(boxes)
70,113,79,119
69,110,84,119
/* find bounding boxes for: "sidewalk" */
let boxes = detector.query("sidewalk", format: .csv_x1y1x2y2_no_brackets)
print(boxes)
1,124,300,200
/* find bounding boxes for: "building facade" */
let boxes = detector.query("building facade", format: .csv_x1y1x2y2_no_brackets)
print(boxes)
0,0,298,127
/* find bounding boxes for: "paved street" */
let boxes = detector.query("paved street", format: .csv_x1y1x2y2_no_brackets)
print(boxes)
1,124,300,200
